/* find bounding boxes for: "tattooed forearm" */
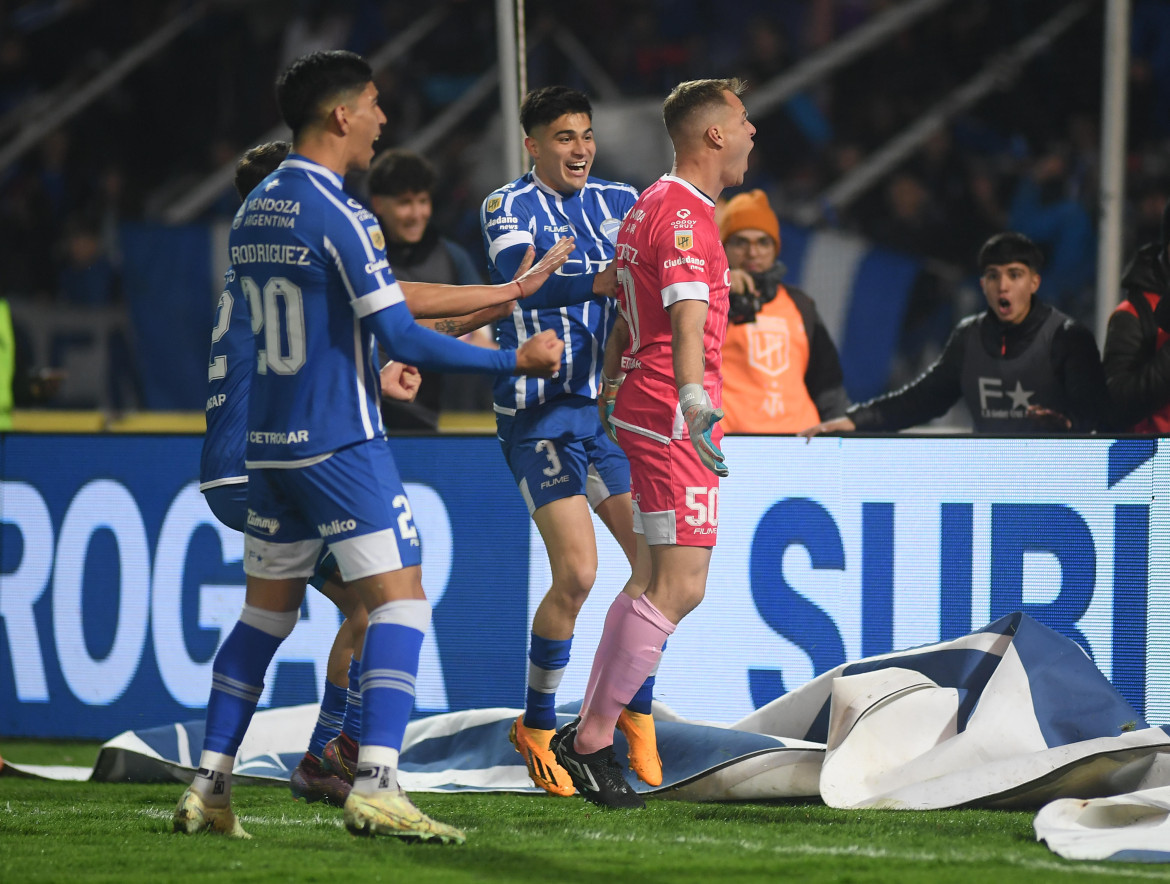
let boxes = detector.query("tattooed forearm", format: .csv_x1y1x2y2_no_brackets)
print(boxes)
433,318,472,336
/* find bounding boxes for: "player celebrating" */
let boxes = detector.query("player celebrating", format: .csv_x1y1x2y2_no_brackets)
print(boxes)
480,86,660,797
200,143,568,810
200,139,370,809
174,50,565,844
551,78,754,808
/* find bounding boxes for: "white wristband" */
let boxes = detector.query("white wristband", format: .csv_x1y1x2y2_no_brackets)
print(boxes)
678,383,706,412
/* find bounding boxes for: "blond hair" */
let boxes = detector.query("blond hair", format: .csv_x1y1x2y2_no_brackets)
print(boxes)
662,78,745,140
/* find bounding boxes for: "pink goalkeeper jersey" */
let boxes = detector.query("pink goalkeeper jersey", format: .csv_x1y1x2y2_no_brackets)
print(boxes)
613,175,730,438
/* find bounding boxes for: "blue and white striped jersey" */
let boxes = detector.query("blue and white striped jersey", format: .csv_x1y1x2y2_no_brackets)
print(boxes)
480,171,637,413
234,154,515,465
199,267,251,490
231,155,399,465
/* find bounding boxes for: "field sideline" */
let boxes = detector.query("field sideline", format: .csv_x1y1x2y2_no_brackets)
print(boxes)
2,741,1169,882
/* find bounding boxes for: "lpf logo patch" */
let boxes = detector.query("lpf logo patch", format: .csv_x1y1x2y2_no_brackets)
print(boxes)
747,315,790,377
368,226,385,250
486,195,503,212
674,231,694,251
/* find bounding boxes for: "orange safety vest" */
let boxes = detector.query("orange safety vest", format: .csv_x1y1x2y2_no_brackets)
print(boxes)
720,284,820,433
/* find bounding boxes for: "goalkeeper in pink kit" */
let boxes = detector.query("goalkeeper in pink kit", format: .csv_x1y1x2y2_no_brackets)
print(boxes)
550,78,755,808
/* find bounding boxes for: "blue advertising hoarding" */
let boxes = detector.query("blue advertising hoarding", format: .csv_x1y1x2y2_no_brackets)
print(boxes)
1,434,1166,738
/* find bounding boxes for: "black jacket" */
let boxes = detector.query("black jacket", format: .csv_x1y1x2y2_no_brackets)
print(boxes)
849,300,1109,433
783,284,851,422
1102,243,1170,430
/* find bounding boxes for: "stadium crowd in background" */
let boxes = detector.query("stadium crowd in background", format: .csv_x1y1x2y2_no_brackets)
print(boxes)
4,0,1170,416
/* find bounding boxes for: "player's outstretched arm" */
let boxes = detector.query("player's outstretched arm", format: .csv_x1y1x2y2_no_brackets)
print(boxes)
400,238,575,318
367,300,517,376
514,236,575,297
798,416,855,438
492,236,609,311
418,303,514,338
670,299,727,477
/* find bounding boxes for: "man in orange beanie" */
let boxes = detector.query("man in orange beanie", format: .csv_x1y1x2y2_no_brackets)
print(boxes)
718,189,849,432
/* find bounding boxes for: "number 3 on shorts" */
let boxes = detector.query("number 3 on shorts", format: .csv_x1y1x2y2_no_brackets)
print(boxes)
535,439,562,477
684,486,718,527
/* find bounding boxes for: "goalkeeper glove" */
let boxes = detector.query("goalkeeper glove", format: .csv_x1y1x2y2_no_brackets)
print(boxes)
678,383,727,477
598,371,625,444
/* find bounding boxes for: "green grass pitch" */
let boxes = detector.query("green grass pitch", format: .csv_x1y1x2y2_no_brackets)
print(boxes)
2,740,1166,883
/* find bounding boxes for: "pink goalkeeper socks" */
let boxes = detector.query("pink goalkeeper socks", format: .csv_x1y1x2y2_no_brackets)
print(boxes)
581,593,634,714
575,593,675,755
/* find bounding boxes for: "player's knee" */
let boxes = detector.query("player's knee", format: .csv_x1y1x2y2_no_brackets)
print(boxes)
677,584,706,618
549,566,596,614
649,581,705,622
345,603,368,636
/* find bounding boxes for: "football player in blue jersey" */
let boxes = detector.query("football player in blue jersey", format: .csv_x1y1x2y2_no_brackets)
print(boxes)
201,140,351,806
201,140,378,810
201,142,558,811
480,86,661,797
175,49,568,845
200,141,553,811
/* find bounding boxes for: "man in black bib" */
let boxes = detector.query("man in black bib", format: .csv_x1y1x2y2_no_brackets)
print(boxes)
801,232,1109,435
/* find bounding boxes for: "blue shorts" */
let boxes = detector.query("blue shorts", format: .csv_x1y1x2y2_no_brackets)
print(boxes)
496,395,630,516
244,440,422,582
203,482,248,533
203,480,337,586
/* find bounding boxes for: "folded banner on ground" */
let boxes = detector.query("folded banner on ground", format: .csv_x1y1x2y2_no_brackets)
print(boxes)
79,703,824,800
5,613,1168,862
1034,786,1170,863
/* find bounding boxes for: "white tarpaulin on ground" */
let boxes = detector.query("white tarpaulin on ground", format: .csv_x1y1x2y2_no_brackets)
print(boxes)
1033,786,1170,862
5,613,1168,862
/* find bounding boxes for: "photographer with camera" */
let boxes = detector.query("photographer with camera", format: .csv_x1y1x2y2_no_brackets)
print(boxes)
718,189,849,433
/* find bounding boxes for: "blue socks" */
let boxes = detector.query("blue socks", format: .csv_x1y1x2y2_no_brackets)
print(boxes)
359,600,428,758
524,634,572,730
307,677,348,757
341,656,362,741
203,605,298,758
626,639,666,715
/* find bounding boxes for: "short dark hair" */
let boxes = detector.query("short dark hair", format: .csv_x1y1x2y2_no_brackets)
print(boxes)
234,141,291,199
275,50,372,137
519,85,592,134
663,78,745,139
977,232,1044,272
368,149,436,197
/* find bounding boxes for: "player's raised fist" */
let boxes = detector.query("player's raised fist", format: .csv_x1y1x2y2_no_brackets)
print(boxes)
515,329,564,377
